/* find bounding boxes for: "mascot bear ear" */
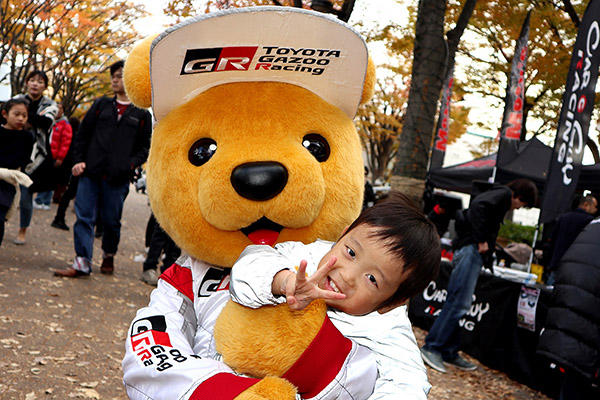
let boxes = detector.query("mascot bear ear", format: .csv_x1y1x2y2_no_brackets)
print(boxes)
359,57,376,106
123,34,157,109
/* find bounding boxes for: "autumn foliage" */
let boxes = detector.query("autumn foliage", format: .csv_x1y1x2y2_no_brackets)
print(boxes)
0,0,146,117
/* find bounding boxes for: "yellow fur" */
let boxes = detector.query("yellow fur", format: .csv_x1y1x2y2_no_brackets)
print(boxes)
233,376,297,400
360,58,376,105
215,300,327,377
123,35,156,108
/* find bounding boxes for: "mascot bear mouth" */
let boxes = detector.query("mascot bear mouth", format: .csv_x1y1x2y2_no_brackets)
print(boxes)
241,217,284,246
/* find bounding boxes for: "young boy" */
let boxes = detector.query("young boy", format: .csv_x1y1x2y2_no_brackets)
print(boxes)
0,98,35,246
229,192,441,399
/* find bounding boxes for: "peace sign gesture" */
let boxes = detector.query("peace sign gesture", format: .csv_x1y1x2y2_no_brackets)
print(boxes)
277,257,346,311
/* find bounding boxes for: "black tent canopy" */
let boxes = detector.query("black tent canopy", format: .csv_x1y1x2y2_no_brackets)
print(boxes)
428,137,600,196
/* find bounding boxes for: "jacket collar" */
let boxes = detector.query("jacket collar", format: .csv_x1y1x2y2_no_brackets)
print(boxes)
111,96,133,122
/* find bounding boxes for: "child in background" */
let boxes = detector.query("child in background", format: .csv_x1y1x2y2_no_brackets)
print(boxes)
0,99,34,246
229,192,441,399
34,102,72,210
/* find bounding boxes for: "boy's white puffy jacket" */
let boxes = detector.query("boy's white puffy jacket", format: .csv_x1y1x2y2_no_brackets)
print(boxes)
122,254,378,400
230,240,431,400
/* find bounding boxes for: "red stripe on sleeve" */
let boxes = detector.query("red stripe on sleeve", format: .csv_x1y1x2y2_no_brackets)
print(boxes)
159,264,194,302
189,372,259,399
282,316,352,398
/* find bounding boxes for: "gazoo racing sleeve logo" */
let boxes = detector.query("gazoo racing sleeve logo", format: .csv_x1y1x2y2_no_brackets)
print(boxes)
130,315,196,372
180,46,341,76
130,316,172,368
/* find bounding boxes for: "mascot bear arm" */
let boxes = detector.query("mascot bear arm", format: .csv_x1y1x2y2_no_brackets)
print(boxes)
124,28,375,399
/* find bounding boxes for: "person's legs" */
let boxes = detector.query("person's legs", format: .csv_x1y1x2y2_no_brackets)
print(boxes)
52,176,78,230
53,184,67,203
141,220,166,285
143,221,168,272
15,185,33,244
161,234,181,273
0,205,8,247
72,176,99,273
145,213,157,249
100,180,129,259
35,191,53,207
95,203,103,238
546,270,557,286
424,244,482,359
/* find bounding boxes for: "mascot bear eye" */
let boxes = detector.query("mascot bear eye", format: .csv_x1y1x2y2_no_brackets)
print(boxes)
188,138,217,166
302,134,330,162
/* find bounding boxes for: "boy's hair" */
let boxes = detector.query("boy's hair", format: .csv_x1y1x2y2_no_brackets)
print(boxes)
342,191,440,306
506,178,538,207
110,60,125,76
25,70,49,87
3,97,30,113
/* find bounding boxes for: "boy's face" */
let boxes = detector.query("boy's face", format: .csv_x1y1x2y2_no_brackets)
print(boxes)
2,104,28,130
317,224,406,316
26,75,46,99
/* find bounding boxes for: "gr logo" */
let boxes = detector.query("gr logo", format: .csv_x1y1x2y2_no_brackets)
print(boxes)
198,268,230,297
181,46,258,75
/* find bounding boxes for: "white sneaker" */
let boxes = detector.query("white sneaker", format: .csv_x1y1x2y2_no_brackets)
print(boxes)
42,204,51,210
140,269,158,286
33,202,45,210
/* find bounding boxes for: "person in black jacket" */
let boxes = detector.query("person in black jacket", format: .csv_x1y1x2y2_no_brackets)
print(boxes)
537,219,600,400
545,194,597,285
421,178,538,373
54,61,152,278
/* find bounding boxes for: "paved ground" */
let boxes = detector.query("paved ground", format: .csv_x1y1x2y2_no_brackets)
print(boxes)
0,189,551,399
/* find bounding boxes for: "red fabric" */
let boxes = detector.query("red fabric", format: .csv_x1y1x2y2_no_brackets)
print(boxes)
159,264,194,302
189,372,259,400
282,316,352,398
50,119,72,161
116,101,129,118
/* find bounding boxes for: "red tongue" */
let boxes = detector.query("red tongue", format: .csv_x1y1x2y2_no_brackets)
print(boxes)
247,229,280,246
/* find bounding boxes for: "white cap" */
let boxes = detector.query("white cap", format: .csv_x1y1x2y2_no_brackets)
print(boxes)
149,6,368,120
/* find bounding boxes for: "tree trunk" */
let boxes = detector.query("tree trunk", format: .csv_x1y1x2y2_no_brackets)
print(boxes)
587,136,600,163
393,0,447,181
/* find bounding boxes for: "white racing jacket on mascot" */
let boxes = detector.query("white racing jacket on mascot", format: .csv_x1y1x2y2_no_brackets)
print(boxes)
122,255,377,400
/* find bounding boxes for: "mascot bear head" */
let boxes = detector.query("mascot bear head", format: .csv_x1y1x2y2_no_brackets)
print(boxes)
123,6,375,267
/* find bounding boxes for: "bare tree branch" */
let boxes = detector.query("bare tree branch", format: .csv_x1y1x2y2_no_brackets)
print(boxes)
562,0,580,27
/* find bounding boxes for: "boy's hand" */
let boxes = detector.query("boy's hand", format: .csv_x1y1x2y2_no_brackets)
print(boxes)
279,257,345,311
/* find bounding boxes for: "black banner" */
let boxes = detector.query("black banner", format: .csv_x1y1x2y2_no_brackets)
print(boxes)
497,11,530,169
408,262,558,396
540,0,600,223
429,65,455,170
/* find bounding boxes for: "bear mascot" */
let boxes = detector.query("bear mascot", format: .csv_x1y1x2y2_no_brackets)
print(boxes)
122,6,428,400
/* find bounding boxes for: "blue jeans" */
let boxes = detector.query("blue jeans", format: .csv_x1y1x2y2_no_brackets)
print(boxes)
73,177,129,268
424,244,482,360
19,185,33,228
35,190,53,206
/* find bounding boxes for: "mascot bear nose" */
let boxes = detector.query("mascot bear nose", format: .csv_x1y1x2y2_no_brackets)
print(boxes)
231,162,288,201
